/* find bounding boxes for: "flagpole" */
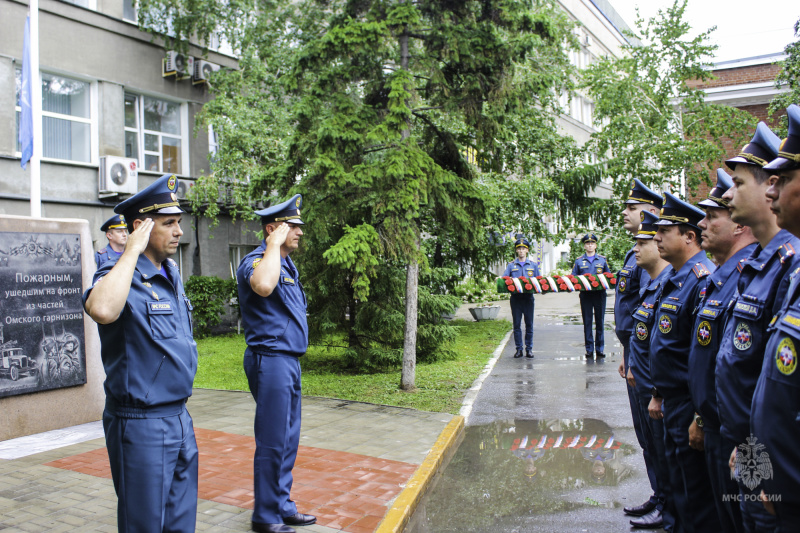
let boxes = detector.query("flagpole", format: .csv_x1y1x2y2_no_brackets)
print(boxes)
29,0,42,218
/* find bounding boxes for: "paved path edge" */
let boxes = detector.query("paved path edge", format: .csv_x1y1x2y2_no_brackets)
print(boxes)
459,328,514,422
374,415,465,533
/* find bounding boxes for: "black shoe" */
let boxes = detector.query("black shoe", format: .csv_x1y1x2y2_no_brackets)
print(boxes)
514,349,523,358
624,499,657,516
630,508,663,529
526,350,534,358
283,513,316,526
585,352,593,359
252,523,295,533
596,352,606,358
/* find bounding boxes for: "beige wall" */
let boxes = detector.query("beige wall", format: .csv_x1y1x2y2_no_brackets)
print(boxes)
0,215,105,441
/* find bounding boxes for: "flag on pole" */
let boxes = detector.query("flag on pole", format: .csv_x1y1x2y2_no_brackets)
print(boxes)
19,16,34,170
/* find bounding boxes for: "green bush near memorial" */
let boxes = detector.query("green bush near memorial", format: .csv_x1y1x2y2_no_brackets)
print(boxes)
194,319,510,414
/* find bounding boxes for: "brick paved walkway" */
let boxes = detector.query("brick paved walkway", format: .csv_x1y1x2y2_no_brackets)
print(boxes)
0,390,453,532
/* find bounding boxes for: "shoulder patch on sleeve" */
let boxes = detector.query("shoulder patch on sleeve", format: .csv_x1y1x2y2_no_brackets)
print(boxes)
252,258,262,269
779,243,796,264
693,263,712,278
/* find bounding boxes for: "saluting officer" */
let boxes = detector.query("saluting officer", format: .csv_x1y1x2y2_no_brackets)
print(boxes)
626,210,674,530
237,194,317,533
716,121,795,533
503,238,540,358
753,104,800,530
616,179,663,522
649,192,718,532
95,213,128,268
83,174,198,533
691,169,757,533
572,234,611,359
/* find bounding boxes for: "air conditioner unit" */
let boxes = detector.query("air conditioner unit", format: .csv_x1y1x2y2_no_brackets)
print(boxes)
163,51,194,79
99,156,138,196
193,60,220,84
176,180,195,200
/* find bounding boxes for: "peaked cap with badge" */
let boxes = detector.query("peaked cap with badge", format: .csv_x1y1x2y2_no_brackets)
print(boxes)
655,191,705,231
114,173,184,220
726,121,781,170
625,178,664,208
580,233,598,244
255,194,305,225
100,214,127,232
765,104,800,171
698,168,734,209
515,237,531,249
635,211,660,239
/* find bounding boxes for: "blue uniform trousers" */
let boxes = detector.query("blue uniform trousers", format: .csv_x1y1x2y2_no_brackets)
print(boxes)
579,291,605,353
705,430,744,533
244,350,302,524
623,340,659,505
735,475,778,532
663,395,718,533
509,294,534,351
636,393,676,532
775,505,800,533
103,405,198,533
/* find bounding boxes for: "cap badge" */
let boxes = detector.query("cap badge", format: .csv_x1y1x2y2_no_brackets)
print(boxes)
295,197,301,207
168,175,177,190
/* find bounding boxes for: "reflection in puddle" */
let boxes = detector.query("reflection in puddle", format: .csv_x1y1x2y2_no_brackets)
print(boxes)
418,419,635,532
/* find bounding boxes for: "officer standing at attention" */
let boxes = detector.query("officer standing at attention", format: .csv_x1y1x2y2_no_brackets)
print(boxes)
237,194,316,533
691,169,757,533
95,213,128,268
615,179,663,523
83,174,199,533
716,122,793,533
752,104,800,531
649,192,717,532
503,237,540,358
572,234,611,359
626,210,674,530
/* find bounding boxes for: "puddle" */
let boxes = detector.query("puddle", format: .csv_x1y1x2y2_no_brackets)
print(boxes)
414,418,635,532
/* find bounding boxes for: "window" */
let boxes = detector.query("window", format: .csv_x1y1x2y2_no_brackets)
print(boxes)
125,93,184,174
123,0,137,21
16,71,92,163
230,245,257,277
208,125,219,161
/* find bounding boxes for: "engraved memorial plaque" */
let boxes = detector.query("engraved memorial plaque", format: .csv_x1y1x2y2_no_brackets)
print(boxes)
0,232,86,398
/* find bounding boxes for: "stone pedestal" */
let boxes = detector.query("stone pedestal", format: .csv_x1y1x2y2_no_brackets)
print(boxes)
0,215,104,441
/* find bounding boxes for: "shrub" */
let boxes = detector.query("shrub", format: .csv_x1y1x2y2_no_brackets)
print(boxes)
452,276,508,304
184,275,234,338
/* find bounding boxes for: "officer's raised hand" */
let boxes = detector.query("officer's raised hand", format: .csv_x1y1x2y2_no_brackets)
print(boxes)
252,222,291,297
265,222,291,249
125,218,154,256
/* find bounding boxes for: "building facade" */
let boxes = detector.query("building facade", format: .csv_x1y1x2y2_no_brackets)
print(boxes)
0,0,260,283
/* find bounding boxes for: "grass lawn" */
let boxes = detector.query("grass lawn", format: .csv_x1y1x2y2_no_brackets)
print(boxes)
194,319,511,414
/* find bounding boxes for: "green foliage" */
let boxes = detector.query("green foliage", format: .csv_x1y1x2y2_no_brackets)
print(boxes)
453,277,509,304
193,319,511,414
770,19,800,135
580,0,755,202
184,275,236,337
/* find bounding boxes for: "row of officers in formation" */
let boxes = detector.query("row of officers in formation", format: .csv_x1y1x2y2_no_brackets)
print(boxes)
85,174,313,532
502,104,800,532
608,105,800,533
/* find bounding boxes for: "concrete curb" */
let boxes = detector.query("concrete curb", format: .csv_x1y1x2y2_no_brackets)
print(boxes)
375,415,465,533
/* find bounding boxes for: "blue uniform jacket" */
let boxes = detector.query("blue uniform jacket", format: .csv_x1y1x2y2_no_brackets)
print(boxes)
237,242,308,355
615,247,651,345
95,246,122,269
503,258,540,297
752,266,800,506
83,255,197,408
572,253,611,277
689,244,755,432
628,265,672,398
650,250,715,398
717,230,800,445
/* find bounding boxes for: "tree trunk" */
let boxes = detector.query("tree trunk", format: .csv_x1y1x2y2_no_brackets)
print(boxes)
401,242,418,391
399,11,417,391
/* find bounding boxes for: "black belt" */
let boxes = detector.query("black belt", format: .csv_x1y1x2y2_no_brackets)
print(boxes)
105,398,186,418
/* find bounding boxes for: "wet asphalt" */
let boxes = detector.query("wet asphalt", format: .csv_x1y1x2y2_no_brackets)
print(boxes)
411,293,660,533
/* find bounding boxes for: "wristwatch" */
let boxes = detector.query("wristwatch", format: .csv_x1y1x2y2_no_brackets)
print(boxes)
694,413,704,428
651,387,662,399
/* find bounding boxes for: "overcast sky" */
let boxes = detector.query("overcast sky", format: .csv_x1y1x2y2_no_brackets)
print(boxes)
607,0,799,63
